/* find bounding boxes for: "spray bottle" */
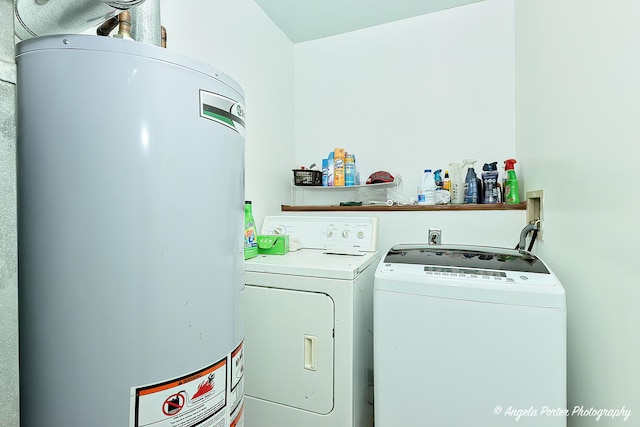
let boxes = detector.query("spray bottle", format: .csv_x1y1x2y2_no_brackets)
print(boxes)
448,163,465,204
463,159,479,204
504,159,521,204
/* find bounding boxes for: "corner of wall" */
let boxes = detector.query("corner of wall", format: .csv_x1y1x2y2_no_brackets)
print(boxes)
0,0,20,426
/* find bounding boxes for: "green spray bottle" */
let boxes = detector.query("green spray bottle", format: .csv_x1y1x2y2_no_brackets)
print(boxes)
504,159,521,204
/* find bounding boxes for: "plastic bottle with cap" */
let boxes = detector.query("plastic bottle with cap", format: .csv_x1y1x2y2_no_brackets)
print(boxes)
434,169,443,189
333,148,345,186
244,201,258,260
345,153,356,186
448,163,465,204
463,159,479,204
504,159,521,204
417,169,436,205
481,162,500,204
442,170,451,191
322,158,329,186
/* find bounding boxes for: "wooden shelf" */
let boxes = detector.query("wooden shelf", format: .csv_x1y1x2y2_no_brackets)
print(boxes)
282,202,527,212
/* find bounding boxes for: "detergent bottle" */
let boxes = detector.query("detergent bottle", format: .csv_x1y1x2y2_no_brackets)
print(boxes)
463,159,479,204
244,201,258,259
504,159,521,204
417,169,436,205
481,162,499,204
448,163,465,204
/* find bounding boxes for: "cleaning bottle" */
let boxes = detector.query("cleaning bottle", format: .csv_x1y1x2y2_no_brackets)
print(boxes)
442,170,451,192
244,201,258,260
322,158,329,186
463,159,479,204
333,148,345,186
345,153,356,186
327,151,334,186
434,169,443,189
417,169,436,205
448,163,465,204
481,162,499,204
504,159,521,204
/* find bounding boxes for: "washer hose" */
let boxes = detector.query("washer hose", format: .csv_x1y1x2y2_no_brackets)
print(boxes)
517,222,540,252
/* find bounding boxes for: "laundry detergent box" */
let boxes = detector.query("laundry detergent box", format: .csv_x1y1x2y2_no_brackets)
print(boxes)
257,234,289,255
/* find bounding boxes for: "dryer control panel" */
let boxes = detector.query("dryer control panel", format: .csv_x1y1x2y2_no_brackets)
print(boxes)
261,216,378,252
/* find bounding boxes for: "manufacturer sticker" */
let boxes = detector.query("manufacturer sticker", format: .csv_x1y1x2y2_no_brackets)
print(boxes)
200,90,245,138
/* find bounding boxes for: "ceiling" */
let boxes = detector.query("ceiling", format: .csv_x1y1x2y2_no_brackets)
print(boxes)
254,0,485,43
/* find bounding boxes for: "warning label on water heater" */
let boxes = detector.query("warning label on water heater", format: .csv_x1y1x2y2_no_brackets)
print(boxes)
131,357,228,427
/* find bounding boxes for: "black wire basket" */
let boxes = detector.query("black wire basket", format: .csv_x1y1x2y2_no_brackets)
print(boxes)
292,169,322,186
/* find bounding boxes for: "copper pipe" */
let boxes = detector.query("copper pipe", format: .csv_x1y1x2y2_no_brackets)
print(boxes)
96,15,119,36
161,26,167,48
116,10,132,39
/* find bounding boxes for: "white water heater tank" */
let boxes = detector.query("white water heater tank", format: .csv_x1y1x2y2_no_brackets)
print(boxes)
16,34,246,427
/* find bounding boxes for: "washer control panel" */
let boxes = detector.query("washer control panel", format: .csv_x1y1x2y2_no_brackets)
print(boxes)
261,216,378,251
378,263,556,286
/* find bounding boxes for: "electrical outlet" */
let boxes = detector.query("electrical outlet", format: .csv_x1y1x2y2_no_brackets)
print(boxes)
526,189,543,241
428,228,442,245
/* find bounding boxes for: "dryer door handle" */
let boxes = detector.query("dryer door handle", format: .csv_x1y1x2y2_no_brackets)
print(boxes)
304,335,318,371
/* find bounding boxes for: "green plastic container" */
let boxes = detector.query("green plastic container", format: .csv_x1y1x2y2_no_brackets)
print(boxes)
257,235,289,255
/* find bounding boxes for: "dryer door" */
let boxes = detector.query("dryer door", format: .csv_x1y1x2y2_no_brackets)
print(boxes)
245,285,335,414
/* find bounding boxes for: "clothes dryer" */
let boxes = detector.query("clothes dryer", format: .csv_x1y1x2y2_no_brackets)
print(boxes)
244,216,380,427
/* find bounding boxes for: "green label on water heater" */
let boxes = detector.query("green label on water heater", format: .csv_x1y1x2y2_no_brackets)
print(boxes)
199,90,245,138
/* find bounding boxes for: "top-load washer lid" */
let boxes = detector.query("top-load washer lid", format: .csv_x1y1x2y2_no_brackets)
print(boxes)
383,244,549,273
245,249,380,280
375,244,565,308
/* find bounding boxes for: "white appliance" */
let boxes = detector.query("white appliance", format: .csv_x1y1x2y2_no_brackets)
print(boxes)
243,216,380,427
374,244,566,427
16,35,245,427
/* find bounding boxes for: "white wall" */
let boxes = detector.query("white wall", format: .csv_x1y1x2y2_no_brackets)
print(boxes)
516,1,639,424
159,0,295,223
293,0,525,252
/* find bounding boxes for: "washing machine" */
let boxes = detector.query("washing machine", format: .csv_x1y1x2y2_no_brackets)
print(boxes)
243,216,381,427
374,244,566,427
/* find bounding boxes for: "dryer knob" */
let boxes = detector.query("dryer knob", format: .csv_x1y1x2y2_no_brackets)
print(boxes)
342,230,350,238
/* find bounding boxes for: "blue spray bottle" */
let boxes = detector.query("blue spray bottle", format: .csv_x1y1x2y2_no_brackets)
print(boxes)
463,159,479,204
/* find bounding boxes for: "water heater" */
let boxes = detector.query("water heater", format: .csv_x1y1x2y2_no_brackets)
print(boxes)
16,34,245,427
